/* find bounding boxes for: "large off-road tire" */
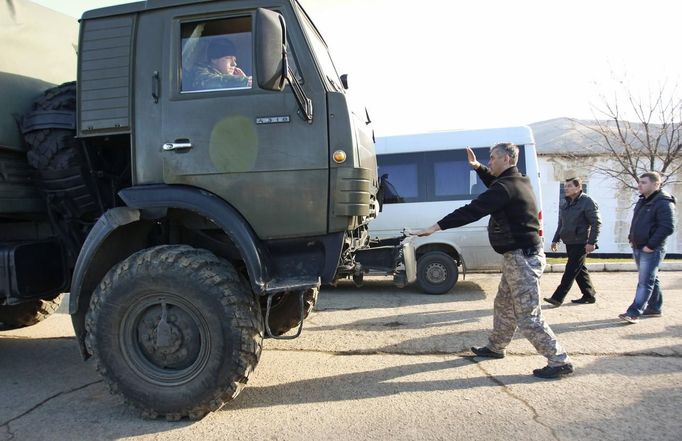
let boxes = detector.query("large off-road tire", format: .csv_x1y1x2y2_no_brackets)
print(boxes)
0,295,64,331
84,245,264,420
22,82,98,259
264,287,318,337
417,251,459,294
24,82,81,176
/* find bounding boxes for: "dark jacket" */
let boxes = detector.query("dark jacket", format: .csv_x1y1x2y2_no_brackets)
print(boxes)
628,190,676,249
437,165,541,254
552,192,601,245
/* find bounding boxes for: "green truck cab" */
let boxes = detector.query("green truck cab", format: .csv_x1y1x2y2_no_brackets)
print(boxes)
1,0,415,420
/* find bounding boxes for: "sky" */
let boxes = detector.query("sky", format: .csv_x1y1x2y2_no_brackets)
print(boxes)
29,0,682,137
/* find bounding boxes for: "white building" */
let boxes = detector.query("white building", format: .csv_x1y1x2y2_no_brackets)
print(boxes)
531,118,681,255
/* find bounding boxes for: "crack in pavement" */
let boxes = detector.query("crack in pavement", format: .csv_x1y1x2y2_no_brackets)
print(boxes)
0,380,103,440
472,361,561,441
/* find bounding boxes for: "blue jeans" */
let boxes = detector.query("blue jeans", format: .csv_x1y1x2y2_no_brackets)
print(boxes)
626,247,665,317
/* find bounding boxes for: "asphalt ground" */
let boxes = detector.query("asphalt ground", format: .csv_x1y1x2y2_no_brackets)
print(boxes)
1,271,681,441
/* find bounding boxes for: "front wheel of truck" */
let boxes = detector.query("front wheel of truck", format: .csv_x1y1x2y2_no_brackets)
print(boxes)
84,245,263,420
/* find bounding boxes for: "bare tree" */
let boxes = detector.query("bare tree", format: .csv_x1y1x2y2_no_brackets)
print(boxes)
574,80,682,190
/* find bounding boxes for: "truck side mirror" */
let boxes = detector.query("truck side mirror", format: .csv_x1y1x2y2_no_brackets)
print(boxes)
255,8,287,91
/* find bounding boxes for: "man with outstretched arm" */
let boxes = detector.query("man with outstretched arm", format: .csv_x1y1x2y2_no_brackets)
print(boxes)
415,143,573,379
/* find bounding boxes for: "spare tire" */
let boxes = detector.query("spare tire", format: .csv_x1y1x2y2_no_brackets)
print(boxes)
22,82,99,260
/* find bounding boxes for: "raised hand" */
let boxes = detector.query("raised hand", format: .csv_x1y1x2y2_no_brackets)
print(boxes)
465,147,480,169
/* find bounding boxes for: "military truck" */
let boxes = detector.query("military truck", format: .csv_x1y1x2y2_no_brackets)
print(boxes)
1,0,415,420
0,0,78,329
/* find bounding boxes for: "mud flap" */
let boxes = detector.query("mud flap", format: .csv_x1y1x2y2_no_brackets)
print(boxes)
401,236,417,283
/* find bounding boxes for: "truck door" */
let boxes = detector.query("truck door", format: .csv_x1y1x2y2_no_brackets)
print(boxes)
134,3,329,240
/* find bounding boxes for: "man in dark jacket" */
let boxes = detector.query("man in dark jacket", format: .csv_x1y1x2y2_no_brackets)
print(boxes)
544,177,601,306
619,171,676,324
415,143,573,379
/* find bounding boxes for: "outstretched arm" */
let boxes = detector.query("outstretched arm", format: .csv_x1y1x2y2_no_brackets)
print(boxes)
414,224,442,237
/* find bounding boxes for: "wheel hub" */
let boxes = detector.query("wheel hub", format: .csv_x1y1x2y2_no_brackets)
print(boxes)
426,262,447,283
137,303,201,369
122,294,210,385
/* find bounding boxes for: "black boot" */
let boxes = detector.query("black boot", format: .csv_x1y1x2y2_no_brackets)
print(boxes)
533,364,574,379
471,346,505,359
543,297,562,306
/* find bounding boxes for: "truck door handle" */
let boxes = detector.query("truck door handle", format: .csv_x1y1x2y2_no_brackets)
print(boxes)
152,71,160,103
162,140,192,151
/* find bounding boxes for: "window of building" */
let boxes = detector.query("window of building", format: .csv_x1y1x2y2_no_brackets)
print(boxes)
180,16,253,92
559,182,588,201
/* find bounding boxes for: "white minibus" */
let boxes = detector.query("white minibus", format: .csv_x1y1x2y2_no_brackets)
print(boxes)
371,126,543,294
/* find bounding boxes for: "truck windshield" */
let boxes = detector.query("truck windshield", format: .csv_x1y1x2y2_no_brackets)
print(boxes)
294,2,343,92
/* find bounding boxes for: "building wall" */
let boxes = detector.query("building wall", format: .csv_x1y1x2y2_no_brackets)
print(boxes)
538,155,681,255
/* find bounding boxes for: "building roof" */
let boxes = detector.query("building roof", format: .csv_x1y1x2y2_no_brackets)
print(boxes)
529,117,603,156
529,117,671,157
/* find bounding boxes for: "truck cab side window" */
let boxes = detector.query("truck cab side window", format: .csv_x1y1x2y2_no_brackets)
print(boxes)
181,16,253,92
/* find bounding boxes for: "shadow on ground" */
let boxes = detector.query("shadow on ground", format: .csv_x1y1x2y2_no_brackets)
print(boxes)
319,279,488,310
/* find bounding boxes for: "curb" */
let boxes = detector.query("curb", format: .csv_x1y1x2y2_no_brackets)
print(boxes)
543,262,682,273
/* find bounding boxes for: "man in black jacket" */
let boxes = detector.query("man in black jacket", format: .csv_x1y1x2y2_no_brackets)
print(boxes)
619,171,676,324
544,177,601,306
415,143,573,379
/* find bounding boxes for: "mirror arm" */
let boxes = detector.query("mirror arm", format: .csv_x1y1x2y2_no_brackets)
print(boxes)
276,14,311,122
286,66,313,123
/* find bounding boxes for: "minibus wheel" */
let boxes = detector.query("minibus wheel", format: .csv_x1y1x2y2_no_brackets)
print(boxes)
416,251,458,294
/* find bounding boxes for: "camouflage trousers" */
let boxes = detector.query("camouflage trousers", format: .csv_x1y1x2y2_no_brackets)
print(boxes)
487,248,571,367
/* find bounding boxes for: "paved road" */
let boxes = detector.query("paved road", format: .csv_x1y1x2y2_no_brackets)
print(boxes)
1,272,681,441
